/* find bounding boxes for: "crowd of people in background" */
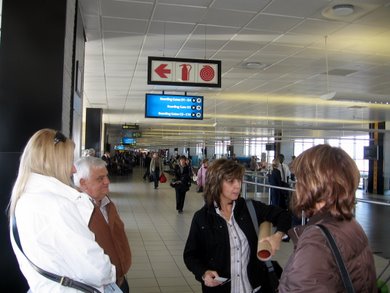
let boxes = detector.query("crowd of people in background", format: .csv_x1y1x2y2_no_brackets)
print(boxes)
81,148,298,192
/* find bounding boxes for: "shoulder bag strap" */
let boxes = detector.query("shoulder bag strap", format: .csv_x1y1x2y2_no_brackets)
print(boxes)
12,216,101,293
246,199,259,234
245,199,278,278
316,224,355,293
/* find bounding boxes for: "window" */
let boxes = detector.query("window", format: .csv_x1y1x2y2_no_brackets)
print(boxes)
243,137,274,163
215,140,230,158
196,143,204,158
294,138,324,155
293,135,369,187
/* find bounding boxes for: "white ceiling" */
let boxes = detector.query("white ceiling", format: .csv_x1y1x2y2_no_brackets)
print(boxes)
79,0,390,148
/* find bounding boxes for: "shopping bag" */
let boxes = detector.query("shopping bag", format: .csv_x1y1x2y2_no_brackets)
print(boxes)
159,173,167,183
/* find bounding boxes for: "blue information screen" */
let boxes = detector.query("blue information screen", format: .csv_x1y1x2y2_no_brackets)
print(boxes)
114,145,126,150
145,93,203,120
122,137,136,145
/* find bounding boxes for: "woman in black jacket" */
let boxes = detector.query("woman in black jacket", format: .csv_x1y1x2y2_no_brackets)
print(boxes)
183,158,291,293
173,155,191,213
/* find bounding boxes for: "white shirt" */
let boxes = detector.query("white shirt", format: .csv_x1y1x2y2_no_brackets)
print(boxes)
11,173,116,292
216,202,252,293
89,195,110,223
278,163,290,183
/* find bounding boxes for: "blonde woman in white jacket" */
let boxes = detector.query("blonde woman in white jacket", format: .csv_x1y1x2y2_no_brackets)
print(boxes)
8,129,118,292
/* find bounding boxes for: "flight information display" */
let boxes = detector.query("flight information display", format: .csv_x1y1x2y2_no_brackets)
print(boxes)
145,93,203,120
121,137,136,145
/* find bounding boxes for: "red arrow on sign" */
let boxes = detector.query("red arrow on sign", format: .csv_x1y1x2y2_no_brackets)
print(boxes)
155,64,171,78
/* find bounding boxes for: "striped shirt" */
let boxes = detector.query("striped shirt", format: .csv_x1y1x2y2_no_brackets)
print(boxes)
216,202,252,293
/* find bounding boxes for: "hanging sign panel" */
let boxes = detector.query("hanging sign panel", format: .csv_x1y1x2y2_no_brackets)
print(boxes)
147,56,221,88
145,93,203,120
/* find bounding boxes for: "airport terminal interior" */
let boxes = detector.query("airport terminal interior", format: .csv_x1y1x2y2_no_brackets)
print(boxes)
1,0,390,292
109,166,390,293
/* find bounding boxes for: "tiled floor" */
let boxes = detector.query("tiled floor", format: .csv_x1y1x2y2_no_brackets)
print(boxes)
110,167,390,293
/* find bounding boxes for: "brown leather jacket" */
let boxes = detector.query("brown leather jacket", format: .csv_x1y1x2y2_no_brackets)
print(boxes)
89,200,132,286
279,212,376,293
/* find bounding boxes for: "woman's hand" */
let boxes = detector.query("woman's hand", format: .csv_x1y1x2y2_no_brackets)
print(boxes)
260,231,284,256
202,270,226,287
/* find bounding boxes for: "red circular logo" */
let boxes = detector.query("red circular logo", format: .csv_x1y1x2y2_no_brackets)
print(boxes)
200,65,215,82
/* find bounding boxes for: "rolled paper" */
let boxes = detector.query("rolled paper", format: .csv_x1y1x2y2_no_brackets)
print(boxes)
257,221,272,261
257,240,272,261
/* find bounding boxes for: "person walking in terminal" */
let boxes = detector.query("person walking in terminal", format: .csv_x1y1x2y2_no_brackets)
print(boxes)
268,158,285,209
74,156,132,293
183,158,291,293
196,158,209,193
230,153,239,163
277,154,290,185
172,155,192,214
278,144,376,293
102,151,113,175
249,156,259,171
142,152,152,181
288,155,296,182
150,152,164,189
8,129,117,292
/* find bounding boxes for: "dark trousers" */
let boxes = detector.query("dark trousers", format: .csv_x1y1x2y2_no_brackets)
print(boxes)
153,168,160,188
143,168,150,180
270,188,281,207
175,188,187,211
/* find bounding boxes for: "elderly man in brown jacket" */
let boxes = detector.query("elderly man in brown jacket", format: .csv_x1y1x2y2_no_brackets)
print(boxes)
74,156,132,293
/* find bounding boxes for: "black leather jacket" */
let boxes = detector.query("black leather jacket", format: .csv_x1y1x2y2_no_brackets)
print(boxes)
183,197,291,293
173,164,191,191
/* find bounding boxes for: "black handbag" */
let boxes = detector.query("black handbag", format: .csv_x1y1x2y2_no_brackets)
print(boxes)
246,199,282,292
170,179,179,188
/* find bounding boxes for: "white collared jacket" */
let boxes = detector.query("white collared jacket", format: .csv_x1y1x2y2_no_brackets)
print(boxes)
10,173,116,292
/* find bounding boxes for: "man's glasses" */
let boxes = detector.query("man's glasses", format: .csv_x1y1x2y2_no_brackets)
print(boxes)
54,131,66,145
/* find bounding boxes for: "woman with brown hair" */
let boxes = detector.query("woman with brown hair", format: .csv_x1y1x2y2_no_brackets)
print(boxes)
183,158,290,293
279,144,376,292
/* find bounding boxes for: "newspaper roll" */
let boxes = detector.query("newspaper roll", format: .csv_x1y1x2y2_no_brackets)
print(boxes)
257,221,272,261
